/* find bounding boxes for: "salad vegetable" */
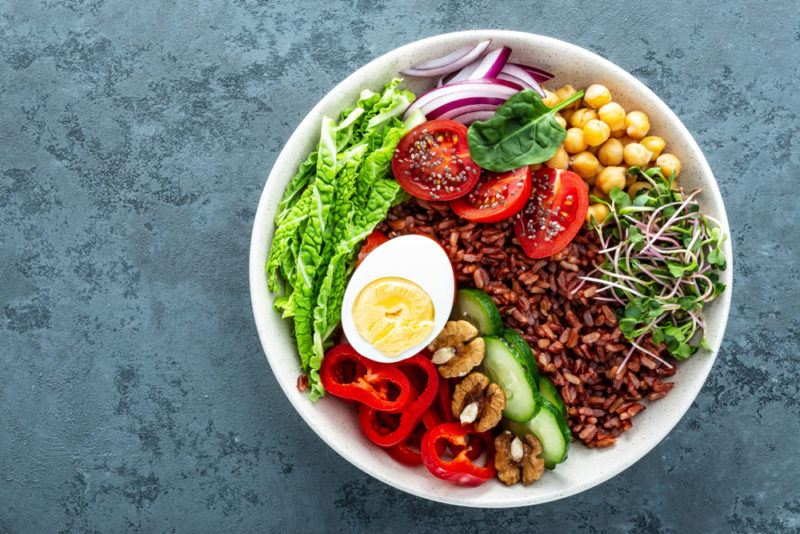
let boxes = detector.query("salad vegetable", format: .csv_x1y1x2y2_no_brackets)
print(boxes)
420,423,496,486
358,354,439,447
467,88,585,172
580,166,727,366
266,80,420,398
319,344,413,412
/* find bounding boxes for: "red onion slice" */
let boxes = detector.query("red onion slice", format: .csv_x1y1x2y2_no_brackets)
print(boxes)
426,97,507,119
402,78,521,120
500,64,545,97
446,58,481,84
437,103,502,120
401,40,491,77
450,110,497,125
467,46,511,79
508,62,554,83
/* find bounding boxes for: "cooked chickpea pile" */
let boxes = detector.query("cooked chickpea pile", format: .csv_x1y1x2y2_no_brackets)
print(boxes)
540,84,683,225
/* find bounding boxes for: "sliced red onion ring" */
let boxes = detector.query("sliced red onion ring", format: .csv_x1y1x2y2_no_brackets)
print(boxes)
500,64,545,97
467,46,511,79
446,58,481,84
437,103,502,120
426,97,506,119
402,78,521,120
450,110,496,125
401,40,491,77
508,62,554,83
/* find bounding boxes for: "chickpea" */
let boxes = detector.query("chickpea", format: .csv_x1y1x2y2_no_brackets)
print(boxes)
623,143,653,167
625,111,650,139
586,203,610,225
610,128,627,138
545,146,569,169
583,120,611,147
595,166,627,194
564,127,588,154
542,89,559,107
598,102,626,131
555,113,567,128
628,181,653,197
625,170,637,188
555,84,579,107
619,135,636,146
591,186,609,200
570,108,598,128
597,138,624,166
584,84,612,109
656,153,682,178
641,136,666,160
570,151,600,179
561,108,574,124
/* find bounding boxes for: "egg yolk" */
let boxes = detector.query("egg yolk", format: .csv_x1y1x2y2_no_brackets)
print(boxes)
352,277,435,357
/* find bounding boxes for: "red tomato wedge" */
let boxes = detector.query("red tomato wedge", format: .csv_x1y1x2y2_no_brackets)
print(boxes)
391,120,481,201
450,166,532,223
514,168,589,259
356,230,388,267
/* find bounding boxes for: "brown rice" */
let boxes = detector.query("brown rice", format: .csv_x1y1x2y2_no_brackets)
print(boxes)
379,198,677,448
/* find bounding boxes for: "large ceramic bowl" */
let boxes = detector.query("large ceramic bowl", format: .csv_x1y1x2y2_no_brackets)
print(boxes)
249,30,732,507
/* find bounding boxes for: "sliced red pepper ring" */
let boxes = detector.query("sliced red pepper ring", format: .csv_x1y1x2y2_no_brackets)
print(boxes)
320,344,412,413
437,378,456,423
358,354,439,447
384,423,427,466
420,423,496,487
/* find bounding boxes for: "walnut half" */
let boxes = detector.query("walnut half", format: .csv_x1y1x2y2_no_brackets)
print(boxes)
451,372,505,433
494,431,545,486
427,320,485,378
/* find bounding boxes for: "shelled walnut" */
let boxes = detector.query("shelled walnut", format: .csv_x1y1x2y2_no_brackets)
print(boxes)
494,431,545,486
427,320,485,378
451,372,505,432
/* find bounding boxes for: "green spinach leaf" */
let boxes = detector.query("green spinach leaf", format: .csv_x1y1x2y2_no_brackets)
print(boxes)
467,89,584,172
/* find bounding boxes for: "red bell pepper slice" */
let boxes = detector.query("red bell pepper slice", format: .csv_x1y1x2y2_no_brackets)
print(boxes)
358,354,439,447
420,423,496,487
320,344,412,412
437,378,456,422
384,423,426,466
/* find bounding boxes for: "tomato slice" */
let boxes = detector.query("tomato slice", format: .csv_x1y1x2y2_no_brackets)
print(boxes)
356,230,389,267
391,120,481,201
450,166,532,223
514,168,589,259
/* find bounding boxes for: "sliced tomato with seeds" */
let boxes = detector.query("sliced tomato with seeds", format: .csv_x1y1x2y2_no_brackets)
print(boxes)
391,120,481,201
514,168,589,259
356,230,389,267
450,166,532,223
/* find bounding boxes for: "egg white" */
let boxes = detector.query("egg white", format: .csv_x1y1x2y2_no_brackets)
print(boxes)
341,234,455,363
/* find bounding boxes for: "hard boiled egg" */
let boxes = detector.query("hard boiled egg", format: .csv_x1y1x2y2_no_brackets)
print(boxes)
341,234,454,363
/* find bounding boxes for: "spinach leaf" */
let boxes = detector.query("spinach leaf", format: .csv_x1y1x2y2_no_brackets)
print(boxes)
467,89,584,172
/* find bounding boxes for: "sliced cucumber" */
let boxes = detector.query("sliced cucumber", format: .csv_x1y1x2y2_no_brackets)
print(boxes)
451,289,503,336
507,399,571,469
538,376,567,417
502,329,540,384
481,336,541,423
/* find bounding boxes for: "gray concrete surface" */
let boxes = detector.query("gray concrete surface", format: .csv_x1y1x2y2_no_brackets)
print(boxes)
1,1,799,532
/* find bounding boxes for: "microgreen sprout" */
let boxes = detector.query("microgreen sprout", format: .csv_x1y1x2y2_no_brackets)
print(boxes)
574,167,727,372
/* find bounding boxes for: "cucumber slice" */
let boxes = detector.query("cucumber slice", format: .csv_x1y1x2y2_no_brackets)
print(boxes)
538,376,567,417
502,329,540,384
451,289,503,336
507,399,571,469
481,336,541,422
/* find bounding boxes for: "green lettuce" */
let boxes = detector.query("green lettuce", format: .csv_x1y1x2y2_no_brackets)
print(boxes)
292,116,338,370
264,79,418,400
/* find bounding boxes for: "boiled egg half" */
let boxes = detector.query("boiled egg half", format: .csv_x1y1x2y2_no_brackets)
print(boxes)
341,234,454,363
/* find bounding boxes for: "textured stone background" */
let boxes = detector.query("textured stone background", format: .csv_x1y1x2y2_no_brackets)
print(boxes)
1,0,799,532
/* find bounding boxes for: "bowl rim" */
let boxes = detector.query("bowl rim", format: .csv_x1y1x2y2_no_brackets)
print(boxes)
249,29,733,507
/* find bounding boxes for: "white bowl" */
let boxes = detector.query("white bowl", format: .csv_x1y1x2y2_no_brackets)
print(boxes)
249,30,733,507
